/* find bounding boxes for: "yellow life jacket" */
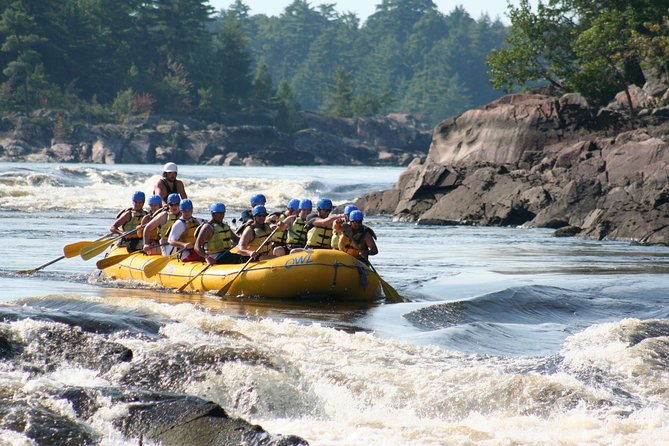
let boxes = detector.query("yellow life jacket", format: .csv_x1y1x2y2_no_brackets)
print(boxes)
270,214,288,244
196,220,234,254
306,225,333,249
331,232,341,249
118,208,147,239
247,223,272,255
286,217,308,245
339,226,372,258
159,211,180,240
175,217,201,243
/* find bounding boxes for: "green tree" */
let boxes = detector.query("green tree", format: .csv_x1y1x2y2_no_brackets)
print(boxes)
213,13,254,111
0,2,47,113
324,66,354,117
487,0,669,112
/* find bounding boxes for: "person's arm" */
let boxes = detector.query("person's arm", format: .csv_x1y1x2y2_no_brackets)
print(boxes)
110,210,131,235
236,226,256,257
312,213,343,228
153,179,167,202
363,232,378,258
194,223,213,263
143,212,165,247
177,180,187,199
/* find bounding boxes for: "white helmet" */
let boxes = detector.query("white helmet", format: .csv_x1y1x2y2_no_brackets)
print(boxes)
163,162,178,173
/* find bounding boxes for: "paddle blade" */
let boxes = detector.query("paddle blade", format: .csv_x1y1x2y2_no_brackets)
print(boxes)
80,238,117,261
63,241,93,258
143,256,173,278
379,278,403,303
96,253,133,270
217,278,235,296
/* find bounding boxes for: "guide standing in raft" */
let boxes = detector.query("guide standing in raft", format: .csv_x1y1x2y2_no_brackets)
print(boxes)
153,162,187,204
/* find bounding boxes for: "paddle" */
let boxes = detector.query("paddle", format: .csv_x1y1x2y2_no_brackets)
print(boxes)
63,233,114,258
342,227,403,303
79,228,139,261
95,242,168,270
218,225,281,297
17,233,115,275
142,246,189,278
178,263,212,292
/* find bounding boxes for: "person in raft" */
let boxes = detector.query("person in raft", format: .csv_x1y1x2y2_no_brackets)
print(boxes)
109,191,147,253
167,198,204,262
237,193,266,234
153,162,187,204
275,198,312,255
194,202,244,265
237,205,288,261
305,198,343,250
331,204,358,249
137,194,165,255
268,198,300,256
142,193,181,256
338,210,378,263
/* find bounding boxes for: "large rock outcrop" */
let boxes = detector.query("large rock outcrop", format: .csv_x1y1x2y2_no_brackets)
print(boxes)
358,90,669,244
0,110,431,166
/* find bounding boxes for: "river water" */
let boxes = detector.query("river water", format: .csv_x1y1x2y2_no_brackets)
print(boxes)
1,162,668,445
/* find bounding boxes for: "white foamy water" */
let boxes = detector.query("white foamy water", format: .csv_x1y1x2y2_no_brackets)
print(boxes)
1,162,669,445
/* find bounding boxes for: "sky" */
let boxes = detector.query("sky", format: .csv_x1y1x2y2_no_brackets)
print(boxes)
207,1,527,24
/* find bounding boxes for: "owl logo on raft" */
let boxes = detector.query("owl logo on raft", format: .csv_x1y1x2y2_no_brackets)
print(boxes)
284,252,314,269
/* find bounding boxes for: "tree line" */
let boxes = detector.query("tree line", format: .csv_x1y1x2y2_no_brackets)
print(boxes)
0,0,508,128
487,0,669,114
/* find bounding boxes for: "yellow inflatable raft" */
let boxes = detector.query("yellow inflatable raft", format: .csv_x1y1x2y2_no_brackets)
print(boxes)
99,246,383,300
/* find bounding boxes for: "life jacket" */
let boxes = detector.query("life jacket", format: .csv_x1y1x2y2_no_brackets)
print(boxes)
247,223,272,255
160,178,178,197
306,225,333,249
175,217,201,243
117,207,147,239
286,217,308,246
340,226,373,258
144,208,163,241
196,220,234,254
158,211,180,240
331,232,341,250
270,214,288,245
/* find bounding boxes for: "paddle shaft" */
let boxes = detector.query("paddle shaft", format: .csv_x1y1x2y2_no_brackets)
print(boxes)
17,255,66,274
218,225,281,296
19,233,116,274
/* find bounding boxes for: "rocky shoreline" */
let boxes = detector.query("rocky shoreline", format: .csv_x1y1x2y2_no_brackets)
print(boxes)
357,84,669,245
0,110,431,167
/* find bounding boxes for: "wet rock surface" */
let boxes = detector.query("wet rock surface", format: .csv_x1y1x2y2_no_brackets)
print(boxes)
358,89,669,244
0,300,309,445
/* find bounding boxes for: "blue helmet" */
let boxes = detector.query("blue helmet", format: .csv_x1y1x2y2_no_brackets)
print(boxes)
252,205,268,216
210,202,226,213
167,193,181,204
179,198,193,211
299,199,312,210
317,198,333,211
148,194,162,206
250,193,266,207
132,191,145,202
287,198,300,210
349,210,364,222
344,204,358,216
